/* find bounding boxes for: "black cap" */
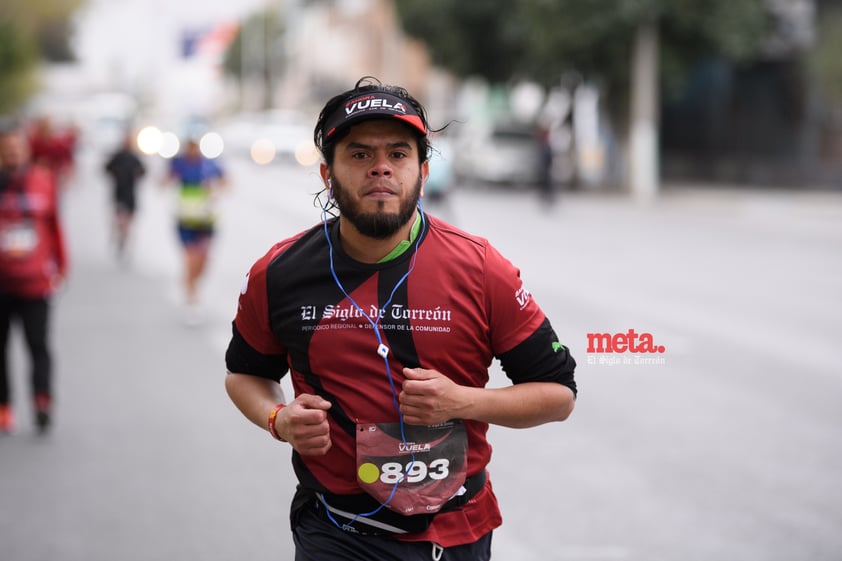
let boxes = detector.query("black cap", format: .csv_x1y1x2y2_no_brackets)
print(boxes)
322,91,427,140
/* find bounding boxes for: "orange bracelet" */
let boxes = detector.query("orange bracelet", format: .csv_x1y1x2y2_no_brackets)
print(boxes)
267,403,287,442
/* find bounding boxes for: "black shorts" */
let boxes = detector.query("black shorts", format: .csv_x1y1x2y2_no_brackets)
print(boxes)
292,502,493,561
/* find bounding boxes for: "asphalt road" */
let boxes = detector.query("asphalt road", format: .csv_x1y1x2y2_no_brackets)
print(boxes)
1,149,840,561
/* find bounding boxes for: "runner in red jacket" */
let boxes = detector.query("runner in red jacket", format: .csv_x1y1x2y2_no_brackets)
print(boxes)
0,120,68,434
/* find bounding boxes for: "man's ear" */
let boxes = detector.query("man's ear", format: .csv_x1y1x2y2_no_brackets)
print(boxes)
319,162,330,187
420,160,429,197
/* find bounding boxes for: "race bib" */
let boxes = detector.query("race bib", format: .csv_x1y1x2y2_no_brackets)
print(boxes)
0,221,38,257
177,186,215,224
356,421,468,516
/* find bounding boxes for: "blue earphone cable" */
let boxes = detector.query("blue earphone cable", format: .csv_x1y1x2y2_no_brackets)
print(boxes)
318,197,426,529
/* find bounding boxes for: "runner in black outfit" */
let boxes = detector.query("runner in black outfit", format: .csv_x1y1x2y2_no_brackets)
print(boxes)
104,132,145,259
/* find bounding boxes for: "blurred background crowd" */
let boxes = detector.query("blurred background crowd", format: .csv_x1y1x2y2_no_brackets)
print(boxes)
2,0,839,199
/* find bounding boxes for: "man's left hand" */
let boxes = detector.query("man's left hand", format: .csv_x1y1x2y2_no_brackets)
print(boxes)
399,367,470,425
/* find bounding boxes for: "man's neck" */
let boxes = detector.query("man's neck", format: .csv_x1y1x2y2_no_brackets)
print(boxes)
338,211,419,264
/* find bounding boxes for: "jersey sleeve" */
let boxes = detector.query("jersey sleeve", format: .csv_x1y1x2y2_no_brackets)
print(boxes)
484,244,577,394
497,318,577,395
225,246,289,381
484,243,546,355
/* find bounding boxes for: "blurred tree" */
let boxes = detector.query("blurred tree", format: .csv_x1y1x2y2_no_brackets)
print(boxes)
518,0,768,118
807,8,842,112
806,3,842,168
395,0,770,196
0,22,39,114
524,0,769,196
395,0,529,83
0,0,83,113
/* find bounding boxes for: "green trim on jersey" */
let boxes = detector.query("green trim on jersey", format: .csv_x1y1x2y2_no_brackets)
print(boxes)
378,211,422,263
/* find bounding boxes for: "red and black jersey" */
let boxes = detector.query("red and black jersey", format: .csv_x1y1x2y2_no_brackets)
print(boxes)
226,213,576,547
0,165,68,298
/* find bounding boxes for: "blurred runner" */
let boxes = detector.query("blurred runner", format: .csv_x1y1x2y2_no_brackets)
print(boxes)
164,137,226,324
535,123,556,205
28,115,77,191
104,130,146,262
0,119,68,434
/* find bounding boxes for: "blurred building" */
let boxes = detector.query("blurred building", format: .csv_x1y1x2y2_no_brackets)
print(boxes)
55,0,441,151
266,0,435,113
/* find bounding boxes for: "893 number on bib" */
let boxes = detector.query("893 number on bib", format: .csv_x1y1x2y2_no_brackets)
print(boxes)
359,458,450,485
355,421,467,514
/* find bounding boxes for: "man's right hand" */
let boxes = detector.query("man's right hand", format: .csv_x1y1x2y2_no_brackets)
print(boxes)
276,394,332,455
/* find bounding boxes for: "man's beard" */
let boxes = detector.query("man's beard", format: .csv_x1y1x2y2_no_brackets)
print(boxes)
333,175,422,239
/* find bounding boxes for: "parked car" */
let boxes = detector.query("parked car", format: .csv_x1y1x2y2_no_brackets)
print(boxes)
453,121,542,187
425,136,455,201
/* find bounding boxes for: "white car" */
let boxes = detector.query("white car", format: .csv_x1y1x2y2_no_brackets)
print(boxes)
453,121,543,187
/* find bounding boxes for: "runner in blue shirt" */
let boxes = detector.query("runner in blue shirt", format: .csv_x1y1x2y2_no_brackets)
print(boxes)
166,138,226,323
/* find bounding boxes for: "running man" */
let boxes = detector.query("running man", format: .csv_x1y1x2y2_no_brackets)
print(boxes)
224,78,577,560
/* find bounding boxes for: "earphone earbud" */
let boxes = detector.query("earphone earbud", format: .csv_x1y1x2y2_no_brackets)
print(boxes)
327,178,333,198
